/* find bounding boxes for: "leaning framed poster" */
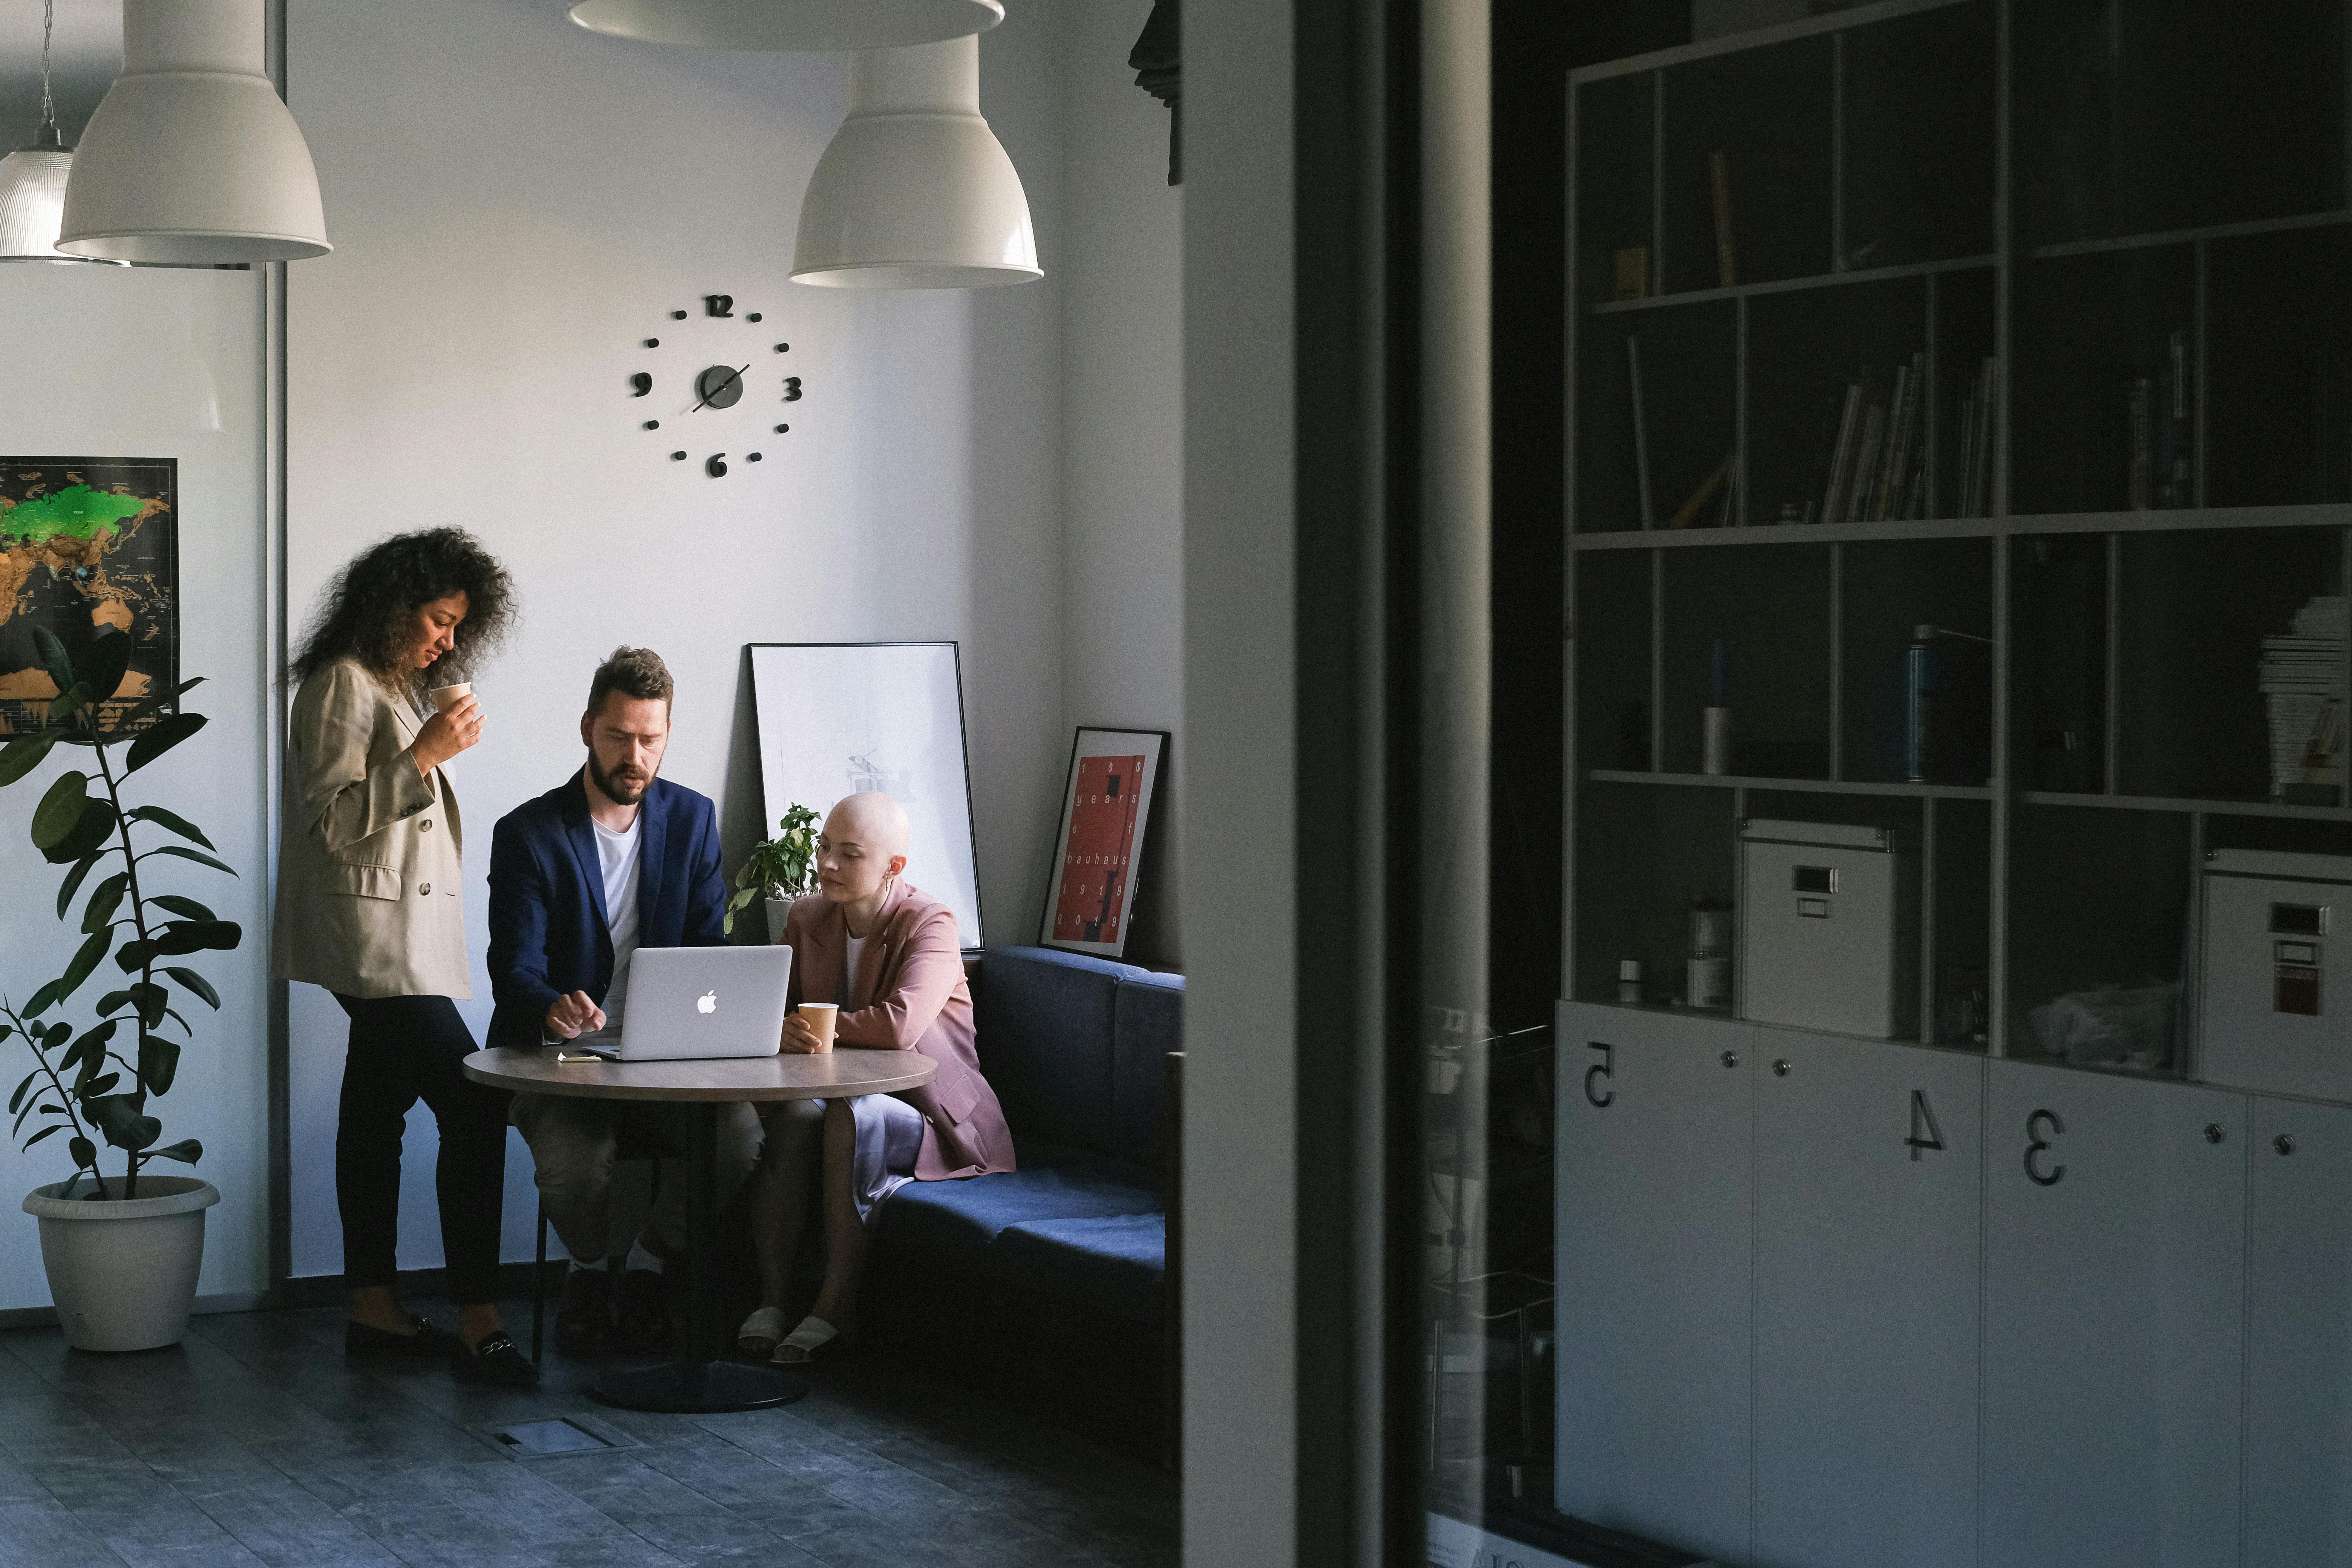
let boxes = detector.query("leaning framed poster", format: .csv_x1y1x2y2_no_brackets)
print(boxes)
749,642,986,953
1040,727,1167,959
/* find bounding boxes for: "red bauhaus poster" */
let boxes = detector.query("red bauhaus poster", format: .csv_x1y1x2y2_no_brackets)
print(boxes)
1041,728,1167,958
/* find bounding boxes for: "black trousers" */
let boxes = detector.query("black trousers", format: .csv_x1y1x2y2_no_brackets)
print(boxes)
332,994,509,1307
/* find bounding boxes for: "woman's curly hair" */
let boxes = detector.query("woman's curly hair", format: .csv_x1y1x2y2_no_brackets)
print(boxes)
291,528,516,690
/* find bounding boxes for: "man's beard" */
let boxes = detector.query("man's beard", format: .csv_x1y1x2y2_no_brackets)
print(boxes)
588,750,652,806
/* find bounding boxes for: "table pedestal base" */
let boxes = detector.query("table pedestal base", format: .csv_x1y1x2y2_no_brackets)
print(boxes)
589,1358,805,1414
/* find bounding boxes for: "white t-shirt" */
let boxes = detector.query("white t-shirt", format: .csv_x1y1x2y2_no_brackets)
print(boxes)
843,933,868,1005
593,814,645,1026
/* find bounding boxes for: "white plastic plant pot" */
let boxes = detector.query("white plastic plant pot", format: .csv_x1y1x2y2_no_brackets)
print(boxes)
767,896,795,943
23,1176,219,1352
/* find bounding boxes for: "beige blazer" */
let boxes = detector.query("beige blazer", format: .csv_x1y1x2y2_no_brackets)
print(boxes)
271,658,470,998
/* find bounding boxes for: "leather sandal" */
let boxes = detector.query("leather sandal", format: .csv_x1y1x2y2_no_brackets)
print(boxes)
771,1315,841,1365
736,1306,788,1360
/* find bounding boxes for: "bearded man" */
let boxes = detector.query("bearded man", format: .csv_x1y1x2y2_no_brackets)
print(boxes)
487,646,760,1357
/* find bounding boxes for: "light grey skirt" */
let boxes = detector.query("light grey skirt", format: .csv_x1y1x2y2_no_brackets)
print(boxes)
825,1092,924,1224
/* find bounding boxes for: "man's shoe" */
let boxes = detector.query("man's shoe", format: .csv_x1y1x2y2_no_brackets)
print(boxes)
554,1268,614,1360
616,1268,673,1356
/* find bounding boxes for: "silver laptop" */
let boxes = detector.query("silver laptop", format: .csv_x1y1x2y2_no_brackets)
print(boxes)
581,946,791,1061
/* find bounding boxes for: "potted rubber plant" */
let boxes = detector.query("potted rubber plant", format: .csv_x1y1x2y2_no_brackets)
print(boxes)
2,626,240,1351
724,803,821,941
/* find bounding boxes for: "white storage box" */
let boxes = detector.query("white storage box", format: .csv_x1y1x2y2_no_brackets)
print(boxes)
1738,819,1918,1039
2198,848,2352,1101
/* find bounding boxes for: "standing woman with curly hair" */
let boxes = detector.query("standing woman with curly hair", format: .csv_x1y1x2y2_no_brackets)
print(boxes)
273,528,535,1386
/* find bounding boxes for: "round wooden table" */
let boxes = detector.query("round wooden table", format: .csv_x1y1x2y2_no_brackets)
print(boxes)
461,1045,936,1414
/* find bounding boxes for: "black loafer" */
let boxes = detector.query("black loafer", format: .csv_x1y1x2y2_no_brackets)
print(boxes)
452,1330,539,1387
345,1315,457,1360
555,1268,614,1360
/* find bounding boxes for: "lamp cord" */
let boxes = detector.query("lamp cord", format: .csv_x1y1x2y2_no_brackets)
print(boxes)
37,0,58,143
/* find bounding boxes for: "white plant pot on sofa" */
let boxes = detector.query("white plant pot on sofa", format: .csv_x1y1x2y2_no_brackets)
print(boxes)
23,1176,219,1351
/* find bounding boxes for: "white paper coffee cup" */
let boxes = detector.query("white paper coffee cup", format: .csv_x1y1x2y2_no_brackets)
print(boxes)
428,682,472,713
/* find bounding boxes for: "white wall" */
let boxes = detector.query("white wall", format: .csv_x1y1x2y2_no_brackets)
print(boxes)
0,265,273,1312
0,0,1185,1307
1058,0,1185,965
281,0,1074,1275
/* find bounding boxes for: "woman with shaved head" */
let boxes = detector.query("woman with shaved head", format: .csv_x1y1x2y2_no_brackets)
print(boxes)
738,791,1014,1363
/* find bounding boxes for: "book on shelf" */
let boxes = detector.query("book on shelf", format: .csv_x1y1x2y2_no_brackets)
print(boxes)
2260,595,2349,797
1628,335,1655,527
1957,355,1998,518
1709,151,1736,287
1799,353,1937,525
2127,329,2194,510
1815,376,1865,525
2161,328,2193,508
1872,352,1926,521
1614,246,1649,302
1668,455,1735,528
2127,377,2154,510
1845,397,1888,524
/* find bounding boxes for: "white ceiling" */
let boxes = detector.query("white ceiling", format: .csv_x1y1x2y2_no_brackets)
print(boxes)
0,0,123,147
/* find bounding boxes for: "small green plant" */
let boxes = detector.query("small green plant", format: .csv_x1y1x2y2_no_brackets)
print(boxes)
724,803,821,936
2,626,239,1198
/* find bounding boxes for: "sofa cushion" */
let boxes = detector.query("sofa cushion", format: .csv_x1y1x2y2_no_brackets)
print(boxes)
874,1162,1161,1278
976,946,1145,1159
1111,970,1182,1170
989,1214,1167,1327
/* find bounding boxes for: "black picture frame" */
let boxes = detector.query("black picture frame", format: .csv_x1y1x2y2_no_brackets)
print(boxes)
1038,726,1169,960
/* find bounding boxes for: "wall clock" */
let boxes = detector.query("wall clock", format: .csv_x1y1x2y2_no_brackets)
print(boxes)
627,294,805,477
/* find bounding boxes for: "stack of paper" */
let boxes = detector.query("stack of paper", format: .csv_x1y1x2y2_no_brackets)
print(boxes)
2260,596,2349,793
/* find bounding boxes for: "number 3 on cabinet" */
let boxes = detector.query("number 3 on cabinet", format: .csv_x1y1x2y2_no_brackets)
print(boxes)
2024,1107,2065,1186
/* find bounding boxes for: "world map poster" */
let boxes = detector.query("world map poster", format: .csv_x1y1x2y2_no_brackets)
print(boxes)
0,457,178,738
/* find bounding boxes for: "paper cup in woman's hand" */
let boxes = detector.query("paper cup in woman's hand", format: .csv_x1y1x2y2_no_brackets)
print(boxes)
428,682,472,713
798,1003,838,1052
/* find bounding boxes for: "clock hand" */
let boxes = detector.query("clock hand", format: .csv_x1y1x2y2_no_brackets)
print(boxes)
691,364,751,413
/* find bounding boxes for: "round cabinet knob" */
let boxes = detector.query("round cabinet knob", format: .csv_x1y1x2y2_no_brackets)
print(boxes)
1720,1050,1739,1069
2275,1133,2297,1157
2204,1123,2226,1145
1772,1059,1790,1077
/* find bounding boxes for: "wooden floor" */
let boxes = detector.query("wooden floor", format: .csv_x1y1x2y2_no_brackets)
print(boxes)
0,1303,1178,1567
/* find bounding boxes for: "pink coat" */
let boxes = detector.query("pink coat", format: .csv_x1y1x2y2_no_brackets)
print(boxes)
781,880,1015,1181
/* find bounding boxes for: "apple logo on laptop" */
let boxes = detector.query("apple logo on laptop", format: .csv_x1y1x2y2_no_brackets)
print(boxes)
697,990,717,1014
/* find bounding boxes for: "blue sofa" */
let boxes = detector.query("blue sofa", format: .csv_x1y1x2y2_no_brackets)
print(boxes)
863,946,1181,1450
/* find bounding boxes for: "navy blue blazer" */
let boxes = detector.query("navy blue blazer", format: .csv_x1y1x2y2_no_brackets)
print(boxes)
485,771,728,1050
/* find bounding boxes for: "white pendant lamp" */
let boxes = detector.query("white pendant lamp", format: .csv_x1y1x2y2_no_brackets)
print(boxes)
0,0,108,263
57,0,329,264
791,34,1039,290
567,0,1001,53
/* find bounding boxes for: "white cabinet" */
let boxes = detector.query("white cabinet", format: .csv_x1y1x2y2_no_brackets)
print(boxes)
1555,1001,1756,1565
1981,1061,2246,1568
2245,1096,2352,1568
1550,1014,2352,1567
1752,1031,1982,1568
